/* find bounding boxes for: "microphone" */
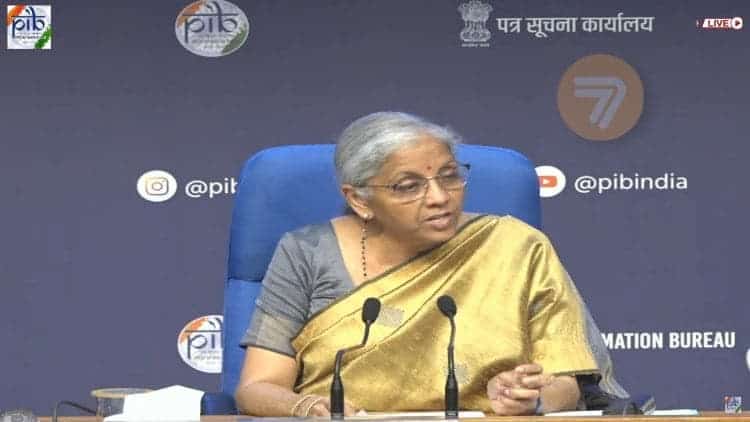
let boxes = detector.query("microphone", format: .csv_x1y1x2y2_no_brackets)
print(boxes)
437,295,459,419
330,297,381,419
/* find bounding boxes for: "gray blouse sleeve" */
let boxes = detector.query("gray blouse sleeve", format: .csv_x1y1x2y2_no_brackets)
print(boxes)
239,232,312,357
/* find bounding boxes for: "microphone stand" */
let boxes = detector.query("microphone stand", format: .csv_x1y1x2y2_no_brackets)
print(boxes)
330,298,380,420
438,295,459,419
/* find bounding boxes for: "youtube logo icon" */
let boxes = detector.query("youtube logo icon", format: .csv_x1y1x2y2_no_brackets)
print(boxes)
535,166,566,197
539,175,558,188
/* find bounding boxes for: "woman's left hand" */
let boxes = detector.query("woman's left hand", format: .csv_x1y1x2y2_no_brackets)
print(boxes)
486,363,554,415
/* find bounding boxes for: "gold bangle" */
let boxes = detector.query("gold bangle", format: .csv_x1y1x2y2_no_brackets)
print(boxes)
290,394,315,417
301,396,326,417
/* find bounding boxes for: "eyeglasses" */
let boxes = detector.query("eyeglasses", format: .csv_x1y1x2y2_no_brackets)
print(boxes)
363,163,470,203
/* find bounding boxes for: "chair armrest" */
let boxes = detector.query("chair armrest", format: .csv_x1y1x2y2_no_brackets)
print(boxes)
201,392,238,415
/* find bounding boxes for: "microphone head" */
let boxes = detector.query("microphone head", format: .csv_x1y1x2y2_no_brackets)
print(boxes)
362,298,381,323
437,295,457,318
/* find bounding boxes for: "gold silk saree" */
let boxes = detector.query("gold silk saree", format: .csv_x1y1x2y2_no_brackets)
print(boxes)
292,215,599,412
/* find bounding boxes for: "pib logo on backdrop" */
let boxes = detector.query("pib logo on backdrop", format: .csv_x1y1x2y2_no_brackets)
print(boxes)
175,0,249,57
6,5,51,49
178,315,223,373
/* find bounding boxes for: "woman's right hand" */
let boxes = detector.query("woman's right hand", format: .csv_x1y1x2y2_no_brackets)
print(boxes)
236,347,361,417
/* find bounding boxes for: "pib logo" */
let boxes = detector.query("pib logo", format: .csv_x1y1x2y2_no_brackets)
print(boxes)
175,0,249,57
7,5,52,49
178,315,223,373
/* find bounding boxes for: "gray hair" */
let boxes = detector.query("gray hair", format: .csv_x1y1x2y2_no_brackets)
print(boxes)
334,112,462,196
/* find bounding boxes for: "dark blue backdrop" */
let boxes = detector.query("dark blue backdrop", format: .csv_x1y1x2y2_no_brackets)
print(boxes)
1,0,748,415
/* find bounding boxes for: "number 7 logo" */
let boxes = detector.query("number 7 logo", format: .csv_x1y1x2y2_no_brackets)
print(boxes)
574,77,626,129
557,54,643,142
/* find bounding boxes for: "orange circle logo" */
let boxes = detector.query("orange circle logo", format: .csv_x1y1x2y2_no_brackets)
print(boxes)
557,54,644,141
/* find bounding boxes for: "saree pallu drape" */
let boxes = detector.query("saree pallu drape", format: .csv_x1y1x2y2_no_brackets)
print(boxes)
291,215,599,412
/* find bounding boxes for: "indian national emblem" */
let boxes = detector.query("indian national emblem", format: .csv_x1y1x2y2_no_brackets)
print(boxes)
458,0,493,44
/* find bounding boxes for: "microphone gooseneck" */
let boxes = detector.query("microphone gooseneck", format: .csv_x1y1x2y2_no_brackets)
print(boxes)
437,295,459,419
330,297,381,420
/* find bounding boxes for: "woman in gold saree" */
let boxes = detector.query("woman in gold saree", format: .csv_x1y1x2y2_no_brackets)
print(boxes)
234,112,628,417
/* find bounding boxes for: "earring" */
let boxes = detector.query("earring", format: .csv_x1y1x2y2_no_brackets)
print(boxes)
360,217,368,280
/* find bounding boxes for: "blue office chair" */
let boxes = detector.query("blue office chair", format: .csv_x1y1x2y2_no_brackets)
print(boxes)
209,144,540,413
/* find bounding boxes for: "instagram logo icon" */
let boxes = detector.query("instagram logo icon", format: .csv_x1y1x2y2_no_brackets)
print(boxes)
137,170,178,202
